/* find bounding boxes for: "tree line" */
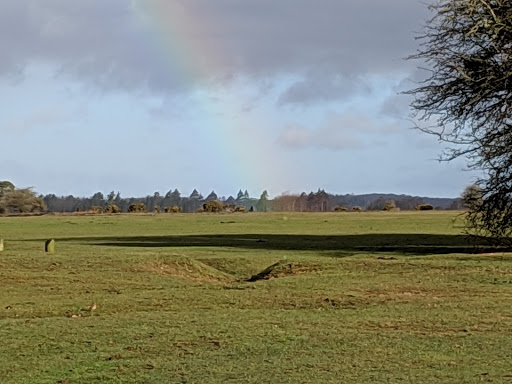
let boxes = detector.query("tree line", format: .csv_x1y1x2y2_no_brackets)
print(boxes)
0,181,462,214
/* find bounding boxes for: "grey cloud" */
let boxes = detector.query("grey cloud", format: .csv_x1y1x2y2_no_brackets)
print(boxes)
278,123,362,151
2,105,69,132
379,92,412,120
0,0,179,92
277,111,412,151
277,113,383,151
0,0,430,101
379,68,432,119
278,72,371,106
277,125,312,149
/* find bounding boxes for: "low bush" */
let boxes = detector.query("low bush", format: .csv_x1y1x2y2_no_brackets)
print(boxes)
417,204,434,211
203,200,224,212
128,203,146,213
164,205,182,213
383,200,396,211
104,204,121,214
89,206,103,214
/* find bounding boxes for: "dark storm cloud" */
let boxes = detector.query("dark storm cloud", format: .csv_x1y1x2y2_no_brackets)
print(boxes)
0,0,429,101
0,0,177,92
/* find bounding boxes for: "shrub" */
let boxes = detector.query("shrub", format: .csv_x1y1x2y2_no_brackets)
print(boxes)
154,205,161,213
90,206,103,214
164,205,181,213
104,204,121,214
0,187,47,213
334,206,348,212
417,204,434,211
128,203,146,213
352,206,362,212
202,200,224,212
383,200,396,211
234,205,246,212
223,204,235,213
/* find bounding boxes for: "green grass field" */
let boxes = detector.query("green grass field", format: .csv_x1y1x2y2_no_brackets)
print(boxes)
0,211,511,383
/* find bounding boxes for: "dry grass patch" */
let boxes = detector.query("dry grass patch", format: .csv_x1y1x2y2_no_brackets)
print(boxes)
139,254,235,284
269,261,322,278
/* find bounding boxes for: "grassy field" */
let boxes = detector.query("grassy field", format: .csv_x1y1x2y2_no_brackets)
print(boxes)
0,211,512,383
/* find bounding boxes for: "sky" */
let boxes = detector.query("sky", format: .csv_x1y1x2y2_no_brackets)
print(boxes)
0,0,478,199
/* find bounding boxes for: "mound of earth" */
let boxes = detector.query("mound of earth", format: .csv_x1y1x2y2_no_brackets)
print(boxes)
141,255,235,284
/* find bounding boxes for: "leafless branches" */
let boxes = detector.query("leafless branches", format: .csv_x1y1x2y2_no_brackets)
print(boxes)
406,0,512,242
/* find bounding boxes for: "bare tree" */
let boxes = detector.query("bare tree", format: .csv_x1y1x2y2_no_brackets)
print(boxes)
406,0,512,242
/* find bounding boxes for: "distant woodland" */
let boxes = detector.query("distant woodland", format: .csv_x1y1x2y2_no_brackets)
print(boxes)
38,188,462,214
0,180,465,214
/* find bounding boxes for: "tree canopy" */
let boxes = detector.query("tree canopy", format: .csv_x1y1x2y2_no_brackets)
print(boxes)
406,0,512,242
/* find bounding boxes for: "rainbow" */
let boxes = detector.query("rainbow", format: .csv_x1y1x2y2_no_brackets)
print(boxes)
133,1,283,197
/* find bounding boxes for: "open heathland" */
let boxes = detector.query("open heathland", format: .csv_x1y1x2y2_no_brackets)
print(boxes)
0,211,511,383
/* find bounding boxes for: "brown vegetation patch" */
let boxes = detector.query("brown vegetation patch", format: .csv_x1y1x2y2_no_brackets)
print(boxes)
199,257,253,277
269,262,321,278
244,261,323,282
359,287,492,303
361,320,486,336
139,255,234,284
318,295,374,309
363,288,434,300
239,293,378,311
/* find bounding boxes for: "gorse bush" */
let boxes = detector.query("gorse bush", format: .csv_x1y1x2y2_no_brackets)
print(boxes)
128,203,146,213
383,200,396,211
90,206,103,214
416,204,434,211
202,200,224,213
0,186,46,214
104,204,121,214
164,205,182,213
